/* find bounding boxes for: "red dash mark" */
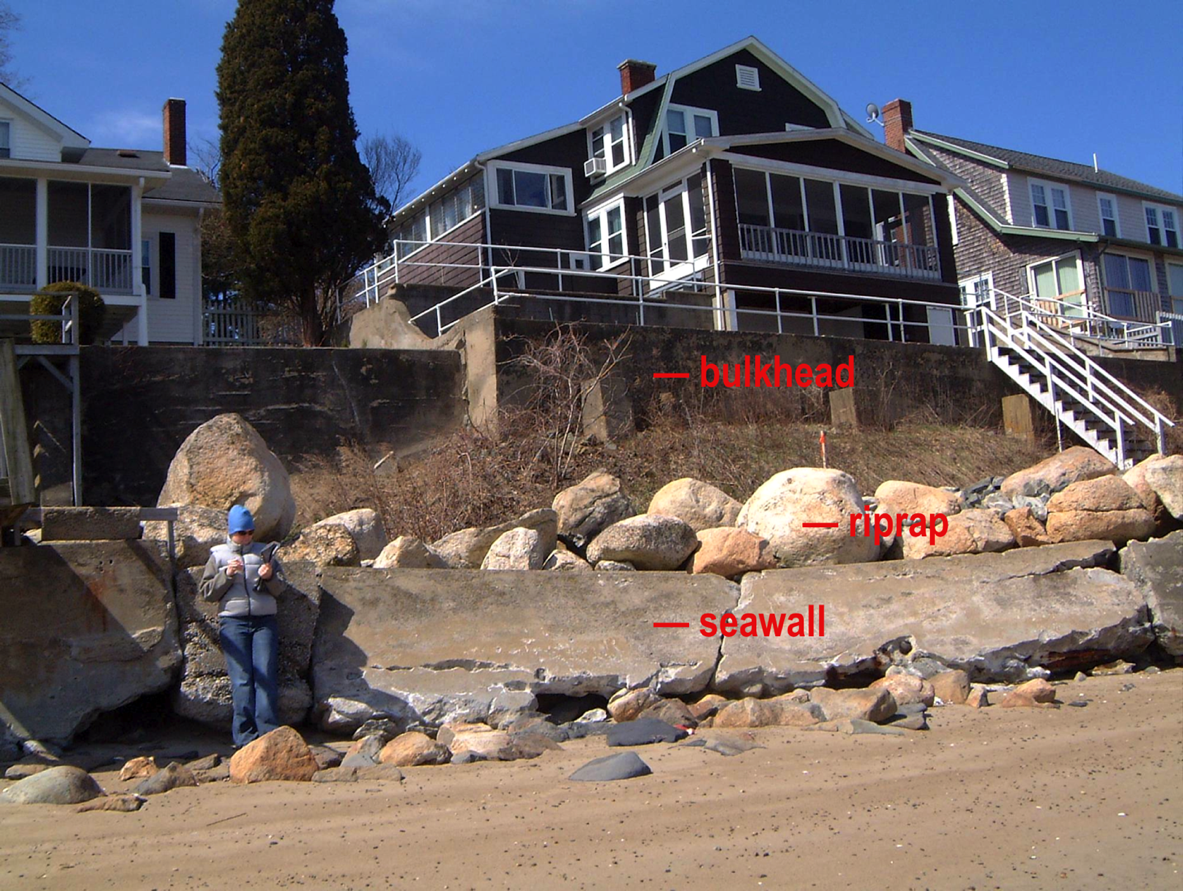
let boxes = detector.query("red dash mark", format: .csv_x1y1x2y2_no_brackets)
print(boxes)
801,522,840,528
653,622,691,628
653,372,690,379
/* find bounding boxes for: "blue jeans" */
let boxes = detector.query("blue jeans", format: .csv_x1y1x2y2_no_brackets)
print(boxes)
219,614,280,747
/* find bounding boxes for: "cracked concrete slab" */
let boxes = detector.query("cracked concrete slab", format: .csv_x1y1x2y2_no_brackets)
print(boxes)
311,568,737,731
714,540,1152,691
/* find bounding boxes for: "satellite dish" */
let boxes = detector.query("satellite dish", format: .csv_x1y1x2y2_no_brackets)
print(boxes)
865,102,881,124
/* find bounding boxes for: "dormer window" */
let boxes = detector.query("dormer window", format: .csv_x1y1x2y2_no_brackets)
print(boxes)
1145,204,1179,248
588,113,630,176
0,121,10,159
662,105,718,156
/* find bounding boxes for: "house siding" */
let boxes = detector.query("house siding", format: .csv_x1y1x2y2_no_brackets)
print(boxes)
728,141,941,185
140,206,201,344
398,212,486,290
0,101,61,162
669,48,831,132
923,146,1009,221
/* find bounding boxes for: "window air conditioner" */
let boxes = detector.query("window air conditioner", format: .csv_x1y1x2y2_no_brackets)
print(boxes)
584,157,607,177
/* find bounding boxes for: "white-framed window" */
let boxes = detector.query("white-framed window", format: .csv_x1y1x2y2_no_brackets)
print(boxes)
1144,203,1180,248
735,64,760,91
1029,179,1072,230
1028,253,1085,318
958,271,994,307
584,198,627,270
1101,251,1155,318
588,113,631,175
662,104,718,156
488,161,572,215
0,121,10,159
643,172,710,279
1096,193,1119,237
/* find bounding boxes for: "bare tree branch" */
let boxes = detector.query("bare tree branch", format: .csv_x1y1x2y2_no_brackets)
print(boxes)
189,136,222,188
362,133,422,211
0,2,27,90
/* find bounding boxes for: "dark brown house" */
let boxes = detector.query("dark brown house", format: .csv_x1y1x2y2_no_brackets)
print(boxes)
371,38,964,341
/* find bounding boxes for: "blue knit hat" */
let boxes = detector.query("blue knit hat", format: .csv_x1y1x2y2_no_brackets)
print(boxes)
227,505,255,534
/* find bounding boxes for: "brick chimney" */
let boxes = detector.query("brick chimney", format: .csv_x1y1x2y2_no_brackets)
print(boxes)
882,99,913,153
617,59,657,95
163,98,186,166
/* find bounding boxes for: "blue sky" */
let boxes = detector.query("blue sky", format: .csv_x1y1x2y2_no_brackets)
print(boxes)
7,0,1182,201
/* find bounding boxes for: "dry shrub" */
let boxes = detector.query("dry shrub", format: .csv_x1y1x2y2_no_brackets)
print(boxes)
1139,387,1183,456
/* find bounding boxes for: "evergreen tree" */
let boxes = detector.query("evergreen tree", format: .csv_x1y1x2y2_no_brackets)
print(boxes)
217,0,384,345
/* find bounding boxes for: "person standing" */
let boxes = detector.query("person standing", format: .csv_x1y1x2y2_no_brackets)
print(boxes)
199,505,285,748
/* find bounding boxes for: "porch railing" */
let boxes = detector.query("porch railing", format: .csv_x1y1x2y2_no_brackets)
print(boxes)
0,244,36,289
738,223,940,280
1103,288,1160,323
46,246,134,294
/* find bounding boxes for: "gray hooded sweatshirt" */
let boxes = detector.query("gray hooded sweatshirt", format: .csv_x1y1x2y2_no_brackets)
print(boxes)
199,538,285,617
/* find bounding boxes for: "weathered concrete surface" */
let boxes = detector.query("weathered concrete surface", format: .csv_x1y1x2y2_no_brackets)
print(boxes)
714,540,1152,691
39,507,143,541
1120,531,1183,657
0,542,181,743
311,568,737,731
170,562,322,727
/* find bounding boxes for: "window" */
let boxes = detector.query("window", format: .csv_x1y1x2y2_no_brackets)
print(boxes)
589,114,630,174
958,272,994,307
141,239,151,295
1167,263,1183,315
585,200,626,269
1030,254,1084,318
735,64,760,91
1030,179,1071,230
0,121,9,159
1097,193,1119,237
490,162,571,214
158,232,176,300
1145,204,1180,248
1102,252,1154,318
643,173,709,277
662,105,718,156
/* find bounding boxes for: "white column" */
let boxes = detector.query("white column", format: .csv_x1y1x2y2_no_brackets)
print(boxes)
131,180,147,345
35,178,48,290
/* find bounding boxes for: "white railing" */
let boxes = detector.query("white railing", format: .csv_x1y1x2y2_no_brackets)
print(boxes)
0,244,36,288
738,224,941,281
202,296,302,346
975,288,1174,465
0,290,81,345
985,287,1173,349
46,246,134,294
1103,288,1161,323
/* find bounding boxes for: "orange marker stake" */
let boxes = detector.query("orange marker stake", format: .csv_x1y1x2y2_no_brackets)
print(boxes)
819,429,827,469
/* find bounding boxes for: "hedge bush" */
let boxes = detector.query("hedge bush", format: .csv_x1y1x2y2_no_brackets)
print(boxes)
30,281,106,345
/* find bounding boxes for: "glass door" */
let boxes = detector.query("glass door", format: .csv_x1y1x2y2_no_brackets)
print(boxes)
1031,254,1084,320
645,174,709,285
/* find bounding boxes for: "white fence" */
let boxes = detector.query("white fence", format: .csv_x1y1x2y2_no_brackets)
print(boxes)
202,297,302,346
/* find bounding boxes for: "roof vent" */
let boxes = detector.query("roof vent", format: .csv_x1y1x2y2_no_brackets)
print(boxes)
117,149,139,158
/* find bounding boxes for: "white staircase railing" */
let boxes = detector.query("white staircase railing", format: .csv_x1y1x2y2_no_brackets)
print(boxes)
974,288,1174,468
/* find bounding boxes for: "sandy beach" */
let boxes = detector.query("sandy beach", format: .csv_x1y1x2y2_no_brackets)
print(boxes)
2,669,1180,891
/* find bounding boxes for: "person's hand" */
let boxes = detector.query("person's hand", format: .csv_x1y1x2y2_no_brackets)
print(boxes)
258,562,273,581
227,558,244,577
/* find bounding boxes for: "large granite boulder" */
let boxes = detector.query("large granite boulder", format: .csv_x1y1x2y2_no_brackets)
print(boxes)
310,509,388,562
713,540,1152,692
552,471,636,548
283,525,360,566
0,766,104,805
901,509,1014,559
170,562,321,728
692,527,777,578
156,413,296,542
647,478,742,532
229,726,318,784
373,536,446,569
310,568,736,732
482,528,549,570
874,481,962,517
1120,531,1183,657
1045,476,1156,545
1143,455,1183,520
1123,454,1170,517
0,541,181,744
143,504,226,569
433,508,557,569
999,446,1116,501
737,468,878,568
586,515,699,570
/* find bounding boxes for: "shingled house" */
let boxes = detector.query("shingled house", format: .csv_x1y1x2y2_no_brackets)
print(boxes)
375,37,965,342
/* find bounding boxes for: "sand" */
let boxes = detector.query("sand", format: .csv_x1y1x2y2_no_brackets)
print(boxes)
1,669,1181,891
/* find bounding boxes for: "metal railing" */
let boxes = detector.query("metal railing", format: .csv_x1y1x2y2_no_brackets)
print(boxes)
738,223,941,280
0,291,81,345
975,287,1174,465
46,246,134,294
0,244,36,289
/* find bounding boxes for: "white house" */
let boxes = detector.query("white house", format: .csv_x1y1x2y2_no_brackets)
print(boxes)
0,84,219,344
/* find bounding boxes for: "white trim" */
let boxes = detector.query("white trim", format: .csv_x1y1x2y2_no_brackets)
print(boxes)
662,104,719,158
907,131,1009,169
475,122,584,164
1026,251,1087,311
735,64,761,91
1096,192,1120,238
0,83,89,149
586,111,632,177
1028,177,1073,231
0,157,170,184
583,197,628,271
958,270,994,306
1000,173,1013,224
720,153,947,196
948,195,959,245
1142,201,1181,249
643,173,712,283
486,160,575,216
